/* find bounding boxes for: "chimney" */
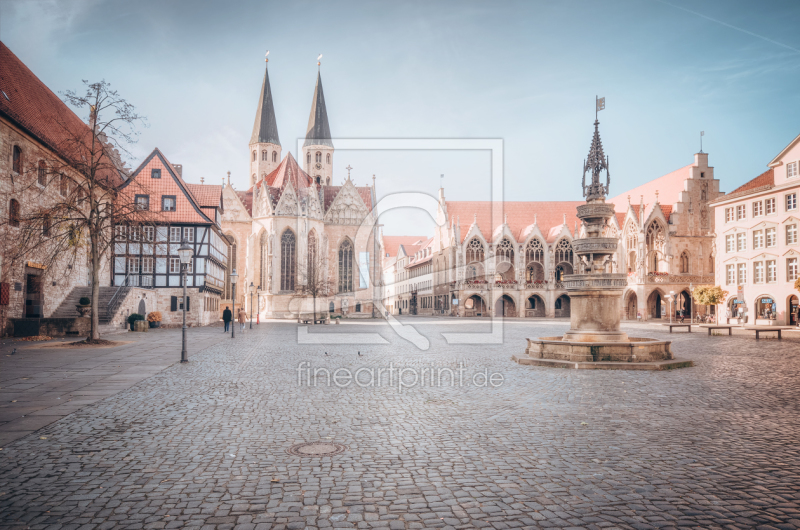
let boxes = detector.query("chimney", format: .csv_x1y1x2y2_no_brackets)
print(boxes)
172,164,183,178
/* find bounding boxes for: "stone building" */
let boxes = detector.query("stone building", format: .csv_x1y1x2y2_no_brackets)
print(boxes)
384,120,722,321
220,60,379,319
0,42,117,333
380,235,427,315
709,132,800,325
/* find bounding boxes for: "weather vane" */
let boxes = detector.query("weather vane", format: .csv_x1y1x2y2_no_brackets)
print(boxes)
317,54,322,68
265,50,269,62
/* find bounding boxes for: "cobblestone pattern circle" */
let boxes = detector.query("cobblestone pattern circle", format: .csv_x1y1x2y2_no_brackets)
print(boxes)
286,441,347,457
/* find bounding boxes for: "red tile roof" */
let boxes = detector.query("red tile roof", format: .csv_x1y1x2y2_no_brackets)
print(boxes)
607,164,692,214
236,190,253,216
0,42,124,187
383,236,427,258
447,201,583,243
264,152,313,190
729,168,774,196
186,184,222,208
122,149,213,224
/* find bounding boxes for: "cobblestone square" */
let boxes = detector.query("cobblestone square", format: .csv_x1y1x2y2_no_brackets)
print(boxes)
1,319,799,529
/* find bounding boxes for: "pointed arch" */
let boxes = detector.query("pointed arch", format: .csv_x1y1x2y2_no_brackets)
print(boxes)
315,151,322,163
272,151,277,163
495,238,515,281
261,150,267,161
554,238,574,281
525,238,545,282
338,238,354,293
280,229,296,291
326,153,331,164
465,237,485,279
646,220,666,273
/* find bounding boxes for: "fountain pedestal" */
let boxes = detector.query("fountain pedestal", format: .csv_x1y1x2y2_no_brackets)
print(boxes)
561,273,628,343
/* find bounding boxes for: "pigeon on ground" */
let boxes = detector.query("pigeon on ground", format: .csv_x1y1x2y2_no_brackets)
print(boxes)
357,351,362,356
324,352,329,356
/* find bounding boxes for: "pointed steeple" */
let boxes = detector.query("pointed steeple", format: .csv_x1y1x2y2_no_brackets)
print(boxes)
303,71,333,148
581,120,610,200
251,61,280,146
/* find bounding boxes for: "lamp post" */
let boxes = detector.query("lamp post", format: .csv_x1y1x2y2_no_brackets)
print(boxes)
689,282,694,321
249,282,255,329
230,268,238,338
177,239,194,363
256,285,261,324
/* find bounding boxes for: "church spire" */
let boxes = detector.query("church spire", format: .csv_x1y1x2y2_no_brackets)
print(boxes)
581,119,610,200
251,60,280,146
303,71,333,148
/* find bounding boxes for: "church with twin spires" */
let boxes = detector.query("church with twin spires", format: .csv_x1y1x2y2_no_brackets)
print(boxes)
220,58,378,319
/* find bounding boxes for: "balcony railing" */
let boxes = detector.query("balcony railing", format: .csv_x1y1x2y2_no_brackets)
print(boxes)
645,274,715,285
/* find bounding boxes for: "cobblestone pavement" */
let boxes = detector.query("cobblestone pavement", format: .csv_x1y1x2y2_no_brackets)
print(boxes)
0,326,229,445
1,318,799,530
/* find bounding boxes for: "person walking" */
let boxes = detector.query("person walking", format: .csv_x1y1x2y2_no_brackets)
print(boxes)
222,306,232,333
238,307,247,332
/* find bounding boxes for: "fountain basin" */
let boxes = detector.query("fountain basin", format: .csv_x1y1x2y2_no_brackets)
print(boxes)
524,336,673,363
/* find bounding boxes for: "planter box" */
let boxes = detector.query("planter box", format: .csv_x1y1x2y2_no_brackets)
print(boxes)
132,320,148,332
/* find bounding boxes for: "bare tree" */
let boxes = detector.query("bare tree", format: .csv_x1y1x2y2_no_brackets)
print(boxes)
0,80,153,342
301,240,333,323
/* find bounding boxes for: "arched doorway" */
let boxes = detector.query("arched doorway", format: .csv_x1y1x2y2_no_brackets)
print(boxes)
554,295,570,318
495,295,516,317
648,291,662,319
464,294,487,317
625,292,638,320
526,294,545,317
678,291,691,319
788,295,799,325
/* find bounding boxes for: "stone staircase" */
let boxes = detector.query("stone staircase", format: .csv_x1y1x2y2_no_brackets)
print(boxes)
50,286,131,324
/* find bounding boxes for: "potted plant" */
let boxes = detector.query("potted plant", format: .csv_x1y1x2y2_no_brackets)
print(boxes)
147,311,162,328
127,313,145,331
76,296,91,317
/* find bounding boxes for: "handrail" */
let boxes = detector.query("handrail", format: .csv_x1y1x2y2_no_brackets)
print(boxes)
106,272,131,320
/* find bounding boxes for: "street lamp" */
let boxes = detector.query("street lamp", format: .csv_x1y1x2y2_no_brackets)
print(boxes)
256,285,261,325
177,239,194,363
249,282,255,329
230,268,238,338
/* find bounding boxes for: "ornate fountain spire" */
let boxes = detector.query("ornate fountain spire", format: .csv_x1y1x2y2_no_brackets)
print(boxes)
582,119,611,200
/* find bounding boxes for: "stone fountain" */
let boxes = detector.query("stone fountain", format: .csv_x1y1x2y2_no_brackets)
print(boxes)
513,118,689,370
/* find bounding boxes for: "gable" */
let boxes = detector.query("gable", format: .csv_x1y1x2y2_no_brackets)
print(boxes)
122,149,212,224
324,181,370,225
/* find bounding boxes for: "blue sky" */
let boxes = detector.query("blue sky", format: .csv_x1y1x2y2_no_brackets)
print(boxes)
2,0,799,235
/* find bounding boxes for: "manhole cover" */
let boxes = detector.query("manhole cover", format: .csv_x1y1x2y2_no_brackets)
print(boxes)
286,442,347,457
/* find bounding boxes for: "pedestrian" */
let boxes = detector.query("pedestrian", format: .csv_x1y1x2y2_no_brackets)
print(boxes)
222,306,232,332
238,307,247,331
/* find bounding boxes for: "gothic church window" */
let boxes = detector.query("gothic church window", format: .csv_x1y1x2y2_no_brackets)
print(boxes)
272,151,277,163
679,251,690,274
316,152,322,163
326,153,330,164
338,239,354,293
281,230,296,291
259,232,268,291
525,238,545,282
307,153,311,164
495,238,515,281
252,150,256,161
262,151,267,161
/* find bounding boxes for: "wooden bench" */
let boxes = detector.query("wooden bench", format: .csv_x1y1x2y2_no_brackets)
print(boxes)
743,326,792,340
699,324,734,336
662,323,692,333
